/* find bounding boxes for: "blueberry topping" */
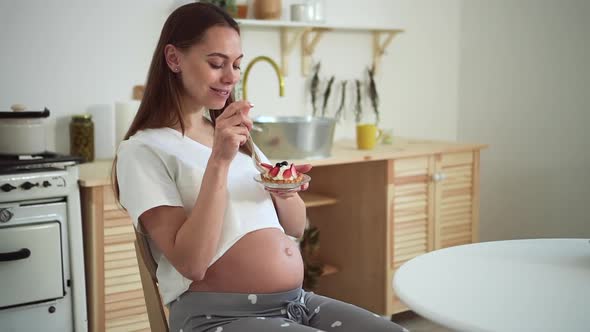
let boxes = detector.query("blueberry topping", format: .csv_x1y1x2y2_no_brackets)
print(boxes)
281,161,289,166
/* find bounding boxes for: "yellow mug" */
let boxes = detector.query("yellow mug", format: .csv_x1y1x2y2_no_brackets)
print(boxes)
356,124,383,150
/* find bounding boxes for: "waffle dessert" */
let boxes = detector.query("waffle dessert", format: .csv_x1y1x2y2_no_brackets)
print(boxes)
260,161,304,184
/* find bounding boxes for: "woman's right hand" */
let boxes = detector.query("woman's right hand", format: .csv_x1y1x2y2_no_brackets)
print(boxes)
210,100,254,165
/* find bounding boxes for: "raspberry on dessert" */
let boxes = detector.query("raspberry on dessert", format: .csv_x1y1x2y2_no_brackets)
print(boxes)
283,166,292,178
269,165,280,177
260,161,304,184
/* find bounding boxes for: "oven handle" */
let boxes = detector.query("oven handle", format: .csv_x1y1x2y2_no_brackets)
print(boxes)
0,248,31,262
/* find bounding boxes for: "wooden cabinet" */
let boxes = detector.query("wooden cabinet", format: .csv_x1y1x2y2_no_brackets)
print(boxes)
81,185,151,332
79,139,485,327
387,151,480,313
80,183,339,332
300,146,483,317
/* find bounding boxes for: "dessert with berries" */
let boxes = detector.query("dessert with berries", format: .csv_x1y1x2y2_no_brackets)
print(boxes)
259,161,304,184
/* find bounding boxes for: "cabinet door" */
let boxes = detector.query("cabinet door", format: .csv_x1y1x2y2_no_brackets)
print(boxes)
434,151,479,249
103,187,151,332
387,156,435,313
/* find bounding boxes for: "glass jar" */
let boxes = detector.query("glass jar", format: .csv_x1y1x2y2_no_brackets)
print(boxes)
307,0,325,23
316,0,326,22
70,114,94,162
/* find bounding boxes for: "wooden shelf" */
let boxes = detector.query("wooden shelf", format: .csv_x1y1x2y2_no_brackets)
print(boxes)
300,192,338,208
321,264,339,277
237,19,404,76
237,19,402,32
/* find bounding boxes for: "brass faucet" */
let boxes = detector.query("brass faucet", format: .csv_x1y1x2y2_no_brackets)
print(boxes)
241,56,285,101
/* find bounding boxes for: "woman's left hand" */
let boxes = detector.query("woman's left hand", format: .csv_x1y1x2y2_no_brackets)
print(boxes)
266,164,312,198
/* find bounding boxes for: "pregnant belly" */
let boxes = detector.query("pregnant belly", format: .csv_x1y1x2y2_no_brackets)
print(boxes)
189,228,304,293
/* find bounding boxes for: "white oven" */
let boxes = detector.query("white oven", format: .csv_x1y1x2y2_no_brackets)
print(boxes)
0,161,87,332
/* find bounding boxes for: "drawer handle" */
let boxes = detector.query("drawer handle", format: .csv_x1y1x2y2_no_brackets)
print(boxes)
0,248,31,262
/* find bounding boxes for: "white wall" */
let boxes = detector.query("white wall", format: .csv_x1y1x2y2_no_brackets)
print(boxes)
458,0,590,240
4,1,584,240
0,0,461,153
242,0,461,142
0,0,171,152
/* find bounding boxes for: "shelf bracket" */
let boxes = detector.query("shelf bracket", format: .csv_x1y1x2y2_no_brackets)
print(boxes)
301,28,330,76
279,27,305,76
372,30,402,74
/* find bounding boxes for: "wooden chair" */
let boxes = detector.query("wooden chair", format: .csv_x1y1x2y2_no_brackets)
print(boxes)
134,228,169,332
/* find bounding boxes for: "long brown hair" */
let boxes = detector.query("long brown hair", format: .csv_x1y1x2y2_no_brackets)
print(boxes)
112,3,240,202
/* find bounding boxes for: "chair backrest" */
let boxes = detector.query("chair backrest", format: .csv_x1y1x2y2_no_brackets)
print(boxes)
134,228,169,332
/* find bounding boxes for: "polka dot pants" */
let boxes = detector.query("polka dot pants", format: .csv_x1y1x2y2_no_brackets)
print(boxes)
169,288,408,332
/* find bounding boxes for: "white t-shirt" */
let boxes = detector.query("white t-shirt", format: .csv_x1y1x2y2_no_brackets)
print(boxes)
116,127,283,305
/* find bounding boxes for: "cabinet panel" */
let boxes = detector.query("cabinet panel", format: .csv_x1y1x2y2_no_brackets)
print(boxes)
388,151,481,314
105,313,149,331
104,217,133,228
308,161,389,315
436,152,475,249
105,258,137,270
82,184,152,332
106,305,147,320
391,157,434,266
105,313,148,327
105,250,137,262
104,209,128,221
105,266,140,278
105,273,141,287
105,290,145,304
441,151,473,166
388,156,435,313
105,297,146,313
105,243,135,254
104,224,134,237
104,233,136,246
107,320,150,332
105,281,143,295
102,201,149,330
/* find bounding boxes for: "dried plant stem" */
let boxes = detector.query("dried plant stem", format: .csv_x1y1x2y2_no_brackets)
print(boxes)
334,80,348,121
321,76,335,117
310,62,321,116
355,79,362,123
367,67,380,124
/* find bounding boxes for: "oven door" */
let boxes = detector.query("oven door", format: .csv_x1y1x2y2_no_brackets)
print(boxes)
0,221,64,308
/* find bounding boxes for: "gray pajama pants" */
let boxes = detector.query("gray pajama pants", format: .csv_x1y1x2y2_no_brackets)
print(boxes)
169,288,408,332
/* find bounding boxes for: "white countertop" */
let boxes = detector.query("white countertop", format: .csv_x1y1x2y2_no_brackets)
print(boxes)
393,238,590,332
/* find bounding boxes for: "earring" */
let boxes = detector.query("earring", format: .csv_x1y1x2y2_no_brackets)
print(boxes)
175,67,180,72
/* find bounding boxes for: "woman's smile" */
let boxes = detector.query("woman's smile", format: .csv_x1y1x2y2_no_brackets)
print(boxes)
210,87,231,98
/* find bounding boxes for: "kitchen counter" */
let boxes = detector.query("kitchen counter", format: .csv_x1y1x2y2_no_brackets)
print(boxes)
78,137,487,187
78,136,487,321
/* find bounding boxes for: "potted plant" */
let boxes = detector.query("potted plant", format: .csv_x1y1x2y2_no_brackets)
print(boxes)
199,0,237,17
307,64,384,150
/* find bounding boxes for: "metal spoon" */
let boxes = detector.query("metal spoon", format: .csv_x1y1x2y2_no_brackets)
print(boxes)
248,136,267,173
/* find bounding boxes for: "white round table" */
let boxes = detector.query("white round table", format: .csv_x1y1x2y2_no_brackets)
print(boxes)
393,239,590,332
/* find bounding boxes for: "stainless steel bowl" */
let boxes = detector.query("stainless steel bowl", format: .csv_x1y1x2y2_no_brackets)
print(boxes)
251,116,336,160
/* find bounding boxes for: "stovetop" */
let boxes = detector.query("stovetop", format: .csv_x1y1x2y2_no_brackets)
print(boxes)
0,152,83,175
